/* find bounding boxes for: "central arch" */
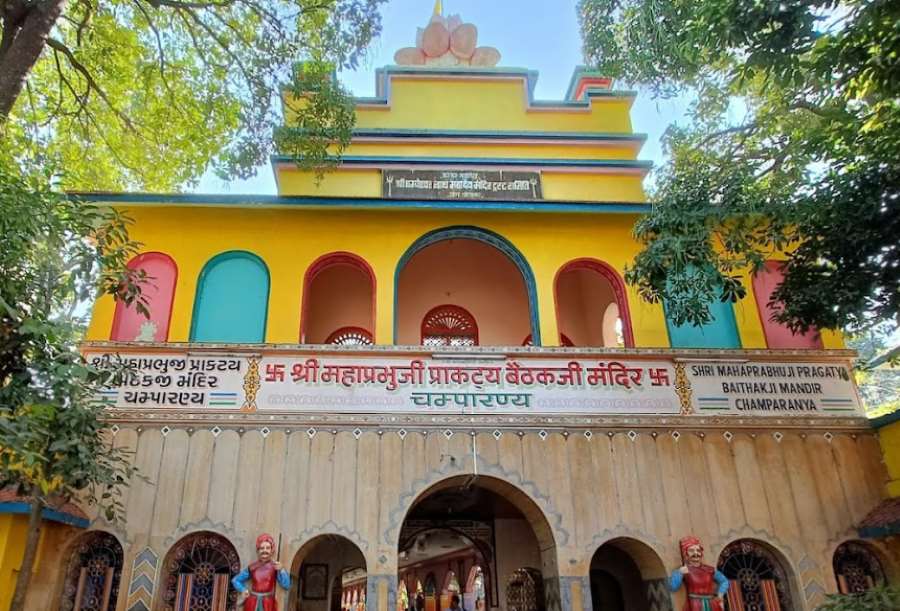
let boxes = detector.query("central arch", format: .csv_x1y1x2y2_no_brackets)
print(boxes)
395,475,559,611
394,226,541,345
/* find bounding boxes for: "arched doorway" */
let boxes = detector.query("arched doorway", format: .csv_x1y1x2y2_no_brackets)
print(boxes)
158,531,241,611
290,535,367,611
59,531,124,611
832,541,887,594
301,252,376,344
397,475,558,611
589,538,668,611
110,251,177,342
554,259,634,348
718,540,796,611
395,226,540,345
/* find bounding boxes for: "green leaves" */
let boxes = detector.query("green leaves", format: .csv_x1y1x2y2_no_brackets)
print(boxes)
0,159,143,521
581,0,900,333
2,0,386,191
815,586,900,611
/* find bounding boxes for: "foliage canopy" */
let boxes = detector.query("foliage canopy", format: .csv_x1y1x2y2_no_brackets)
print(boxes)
579,0,899,333
0,0,385,190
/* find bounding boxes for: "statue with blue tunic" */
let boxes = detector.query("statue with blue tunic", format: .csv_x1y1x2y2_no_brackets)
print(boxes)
669,536,728,611
232,534,291,611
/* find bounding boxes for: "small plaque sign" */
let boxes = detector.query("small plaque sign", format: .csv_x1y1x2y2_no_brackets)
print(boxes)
383,169,542,201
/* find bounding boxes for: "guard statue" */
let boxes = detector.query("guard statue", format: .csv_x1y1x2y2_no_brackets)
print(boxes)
669,536,729,611
232,534,291,611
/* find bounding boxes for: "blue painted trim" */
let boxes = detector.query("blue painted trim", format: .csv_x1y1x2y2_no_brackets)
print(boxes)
663,299,743,350
870,409,900,429
295,127,648,144
69,193,651,213
189,250,271,343
860,522,900,539
393,226,542,345
271,155,652,170
0,502,89,528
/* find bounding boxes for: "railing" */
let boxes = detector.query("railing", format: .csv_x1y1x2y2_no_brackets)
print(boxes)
81,342,865,428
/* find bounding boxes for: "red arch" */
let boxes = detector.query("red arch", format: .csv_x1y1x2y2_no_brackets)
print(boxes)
300,252,377,343
553,258,635,348
110,252,177,342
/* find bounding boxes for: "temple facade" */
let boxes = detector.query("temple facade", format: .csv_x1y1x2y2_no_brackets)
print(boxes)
2,7,897,611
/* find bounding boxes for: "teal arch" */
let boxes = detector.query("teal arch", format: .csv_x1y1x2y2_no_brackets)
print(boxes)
665,299,742,348
393,226,541,345
190,250,270,343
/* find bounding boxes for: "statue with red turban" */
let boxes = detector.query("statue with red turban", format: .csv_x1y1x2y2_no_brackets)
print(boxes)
669,536,728,611
232,534,291,611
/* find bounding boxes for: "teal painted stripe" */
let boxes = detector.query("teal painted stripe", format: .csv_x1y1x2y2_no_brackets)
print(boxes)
824,407,858,412
69,193,651,214
0,502,89,528
272,154,653,169
209,401,236,406
699,406,730,411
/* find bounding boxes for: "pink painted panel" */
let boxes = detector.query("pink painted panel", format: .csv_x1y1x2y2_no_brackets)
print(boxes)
752,261,822,349
110,252,177,342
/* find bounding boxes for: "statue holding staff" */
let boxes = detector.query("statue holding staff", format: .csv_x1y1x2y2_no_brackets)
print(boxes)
669,536,729,611
232,533,291,611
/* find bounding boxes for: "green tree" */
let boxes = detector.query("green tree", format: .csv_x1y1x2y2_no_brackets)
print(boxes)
578,0,900,334
0,156,146,609
0,0,385,190
815,585,900,611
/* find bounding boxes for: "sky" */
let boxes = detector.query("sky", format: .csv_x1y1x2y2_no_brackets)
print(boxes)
197,0,694,194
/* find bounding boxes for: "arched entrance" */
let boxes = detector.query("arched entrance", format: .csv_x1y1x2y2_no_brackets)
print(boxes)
301,252,376,344
589,538,668,611
290,535,367,611
554,259,634,348
397,475,558,611
59,531,124,611
394,226,540,345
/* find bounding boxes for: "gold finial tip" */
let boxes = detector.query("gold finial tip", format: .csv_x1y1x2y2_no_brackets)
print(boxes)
433,0,442,16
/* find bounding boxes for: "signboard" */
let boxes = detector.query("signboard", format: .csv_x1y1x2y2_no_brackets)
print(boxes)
382,169,542,201
87,352,677,415
86,349,864,418
686,360,861,416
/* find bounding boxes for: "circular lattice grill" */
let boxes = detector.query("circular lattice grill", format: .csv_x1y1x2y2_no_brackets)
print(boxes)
833,541,886,594
421,305,478,346
718,540,791,611
326,326,374,345
163,533,241,611
60,532,123,611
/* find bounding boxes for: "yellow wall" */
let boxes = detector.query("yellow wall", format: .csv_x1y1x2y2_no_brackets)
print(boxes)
285,76,635,134
276,168,647,202
879,420,900,497
0,514,26,611
84,205,795,350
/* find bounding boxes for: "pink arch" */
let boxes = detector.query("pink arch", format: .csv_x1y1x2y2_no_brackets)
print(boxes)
300,251,377,343
553,258,635,348
110,252,177,342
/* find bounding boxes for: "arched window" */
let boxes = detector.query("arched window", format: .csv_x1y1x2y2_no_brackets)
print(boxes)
161,532,240,611
326,326,374,346
190,251,269,343
110,252,177,342
833,541,886,594
60,531,124,611
421,305,478,346
554,259,635,348
522,334,573,347
718,540,793,611
301,252,376,344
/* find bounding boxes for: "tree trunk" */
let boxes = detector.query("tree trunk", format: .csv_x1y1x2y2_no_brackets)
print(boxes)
0,0,68,119
9,498,43,611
